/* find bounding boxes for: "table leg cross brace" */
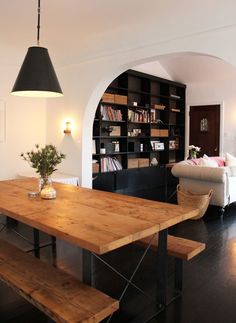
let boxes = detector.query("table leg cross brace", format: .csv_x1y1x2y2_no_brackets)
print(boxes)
90,234,158,322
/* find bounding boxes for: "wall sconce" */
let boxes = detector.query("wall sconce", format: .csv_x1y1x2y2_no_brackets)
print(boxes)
64,121,72,134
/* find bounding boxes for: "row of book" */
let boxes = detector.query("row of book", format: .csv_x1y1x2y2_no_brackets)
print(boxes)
128,109,150,123
101,105,123,121
101,157,122,172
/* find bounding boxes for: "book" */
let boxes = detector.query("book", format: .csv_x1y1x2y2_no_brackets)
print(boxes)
100,105,123,121
101,157,122,172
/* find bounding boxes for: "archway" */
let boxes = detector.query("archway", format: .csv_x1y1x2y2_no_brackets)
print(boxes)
81,51,236,188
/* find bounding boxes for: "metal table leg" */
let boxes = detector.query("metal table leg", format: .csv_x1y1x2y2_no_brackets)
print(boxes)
156,229,168,307
82,249,93,285
33,228,40,258
174,258,183,292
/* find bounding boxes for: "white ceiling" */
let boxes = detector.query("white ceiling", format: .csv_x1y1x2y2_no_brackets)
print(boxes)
1,0,236,84
155,53,236,83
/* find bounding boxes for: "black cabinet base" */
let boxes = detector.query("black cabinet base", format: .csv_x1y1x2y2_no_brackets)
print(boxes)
93,166,178,202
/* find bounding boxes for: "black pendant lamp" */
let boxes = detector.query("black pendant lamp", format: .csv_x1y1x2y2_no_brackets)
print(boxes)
11,0,63,98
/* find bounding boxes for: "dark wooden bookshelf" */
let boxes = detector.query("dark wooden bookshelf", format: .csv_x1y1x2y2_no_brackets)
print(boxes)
92,69,185,199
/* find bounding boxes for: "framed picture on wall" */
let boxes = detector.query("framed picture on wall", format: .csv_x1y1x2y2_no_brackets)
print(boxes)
0,101,5,142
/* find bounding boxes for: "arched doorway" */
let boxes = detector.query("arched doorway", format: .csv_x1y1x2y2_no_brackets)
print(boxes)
82,52,236,188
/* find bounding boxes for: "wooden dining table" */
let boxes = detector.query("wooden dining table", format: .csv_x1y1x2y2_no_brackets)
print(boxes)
0,178,198,319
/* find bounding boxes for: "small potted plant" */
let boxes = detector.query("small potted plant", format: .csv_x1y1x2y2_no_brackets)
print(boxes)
21,144,66,199
188,145,201,159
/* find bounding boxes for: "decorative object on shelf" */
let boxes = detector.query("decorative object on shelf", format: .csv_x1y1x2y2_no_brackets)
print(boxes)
112,141,120,152
21,144,66,199
11,0,63,98
100,143,106,154
155,142,165,150
169,140,176,149
128,128,142,137
103,125,114,136
64,121,72,134
150,157,158,166
188,145,201,159
151,140,162,151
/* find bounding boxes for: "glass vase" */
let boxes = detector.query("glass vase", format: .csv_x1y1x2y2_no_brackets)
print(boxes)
39,175,56,199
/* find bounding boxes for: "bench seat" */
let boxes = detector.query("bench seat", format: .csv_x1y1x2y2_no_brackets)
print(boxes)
138,234,206,260
0,239,119,323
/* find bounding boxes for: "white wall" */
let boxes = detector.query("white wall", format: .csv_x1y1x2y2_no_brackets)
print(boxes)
187,78,236,156
0,65,47,180
3,2,236,186
46,25,236,188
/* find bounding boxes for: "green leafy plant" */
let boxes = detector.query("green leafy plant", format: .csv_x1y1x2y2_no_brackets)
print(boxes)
188,145,201,159
21,144,66,178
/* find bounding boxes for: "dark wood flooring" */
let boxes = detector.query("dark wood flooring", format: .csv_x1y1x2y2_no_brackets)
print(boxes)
0,204,236,323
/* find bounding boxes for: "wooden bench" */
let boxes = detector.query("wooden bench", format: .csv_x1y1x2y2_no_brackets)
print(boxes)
138,234,206,296
0,239,119,323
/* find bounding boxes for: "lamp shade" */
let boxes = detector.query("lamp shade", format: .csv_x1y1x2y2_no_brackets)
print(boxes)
11,46,63,98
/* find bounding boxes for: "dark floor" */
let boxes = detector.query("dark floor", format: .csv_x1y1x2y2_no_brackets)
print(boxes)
0,204,236,323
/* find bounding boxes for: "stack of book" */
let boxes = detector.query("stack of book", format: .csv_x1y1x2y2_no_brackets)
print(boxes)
101,157,122,172
101,105,123,121
128,109,149,123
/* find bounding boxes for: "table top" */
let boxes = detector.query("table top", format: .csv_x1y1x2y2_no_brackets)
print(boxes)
0,179,198,255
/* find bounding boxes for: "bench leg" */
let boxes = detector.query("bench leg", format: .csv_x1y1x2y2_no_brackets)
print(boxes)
156,229,168,307
51,236,57,256
82,249,92,286
33,228,40,258
174,258,183,292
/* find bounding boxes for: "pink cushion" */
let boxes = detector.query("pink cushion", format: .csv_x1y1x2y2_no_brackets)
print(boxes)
185,156,225,167
209,156,225,167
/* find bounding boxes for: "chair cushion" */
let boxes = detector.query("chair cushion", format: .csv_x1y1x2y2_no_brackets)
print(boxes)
225,153,236,166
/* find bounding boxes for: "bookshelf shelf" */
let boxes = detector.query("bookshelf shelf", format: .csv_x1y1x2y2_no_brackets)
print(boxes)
92,69,186,194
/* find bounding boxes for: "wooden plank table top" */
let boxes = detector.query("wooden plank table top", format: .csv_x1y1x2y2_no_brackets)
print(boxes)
0,179,199,254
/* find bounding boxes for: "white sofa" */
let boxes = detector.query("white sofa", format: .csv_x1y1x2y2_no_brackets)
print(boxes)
171,156,236,208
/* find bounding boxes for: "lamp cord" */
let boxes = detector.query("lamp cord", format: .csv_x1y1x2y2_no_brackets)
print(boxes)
37,0,41,46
